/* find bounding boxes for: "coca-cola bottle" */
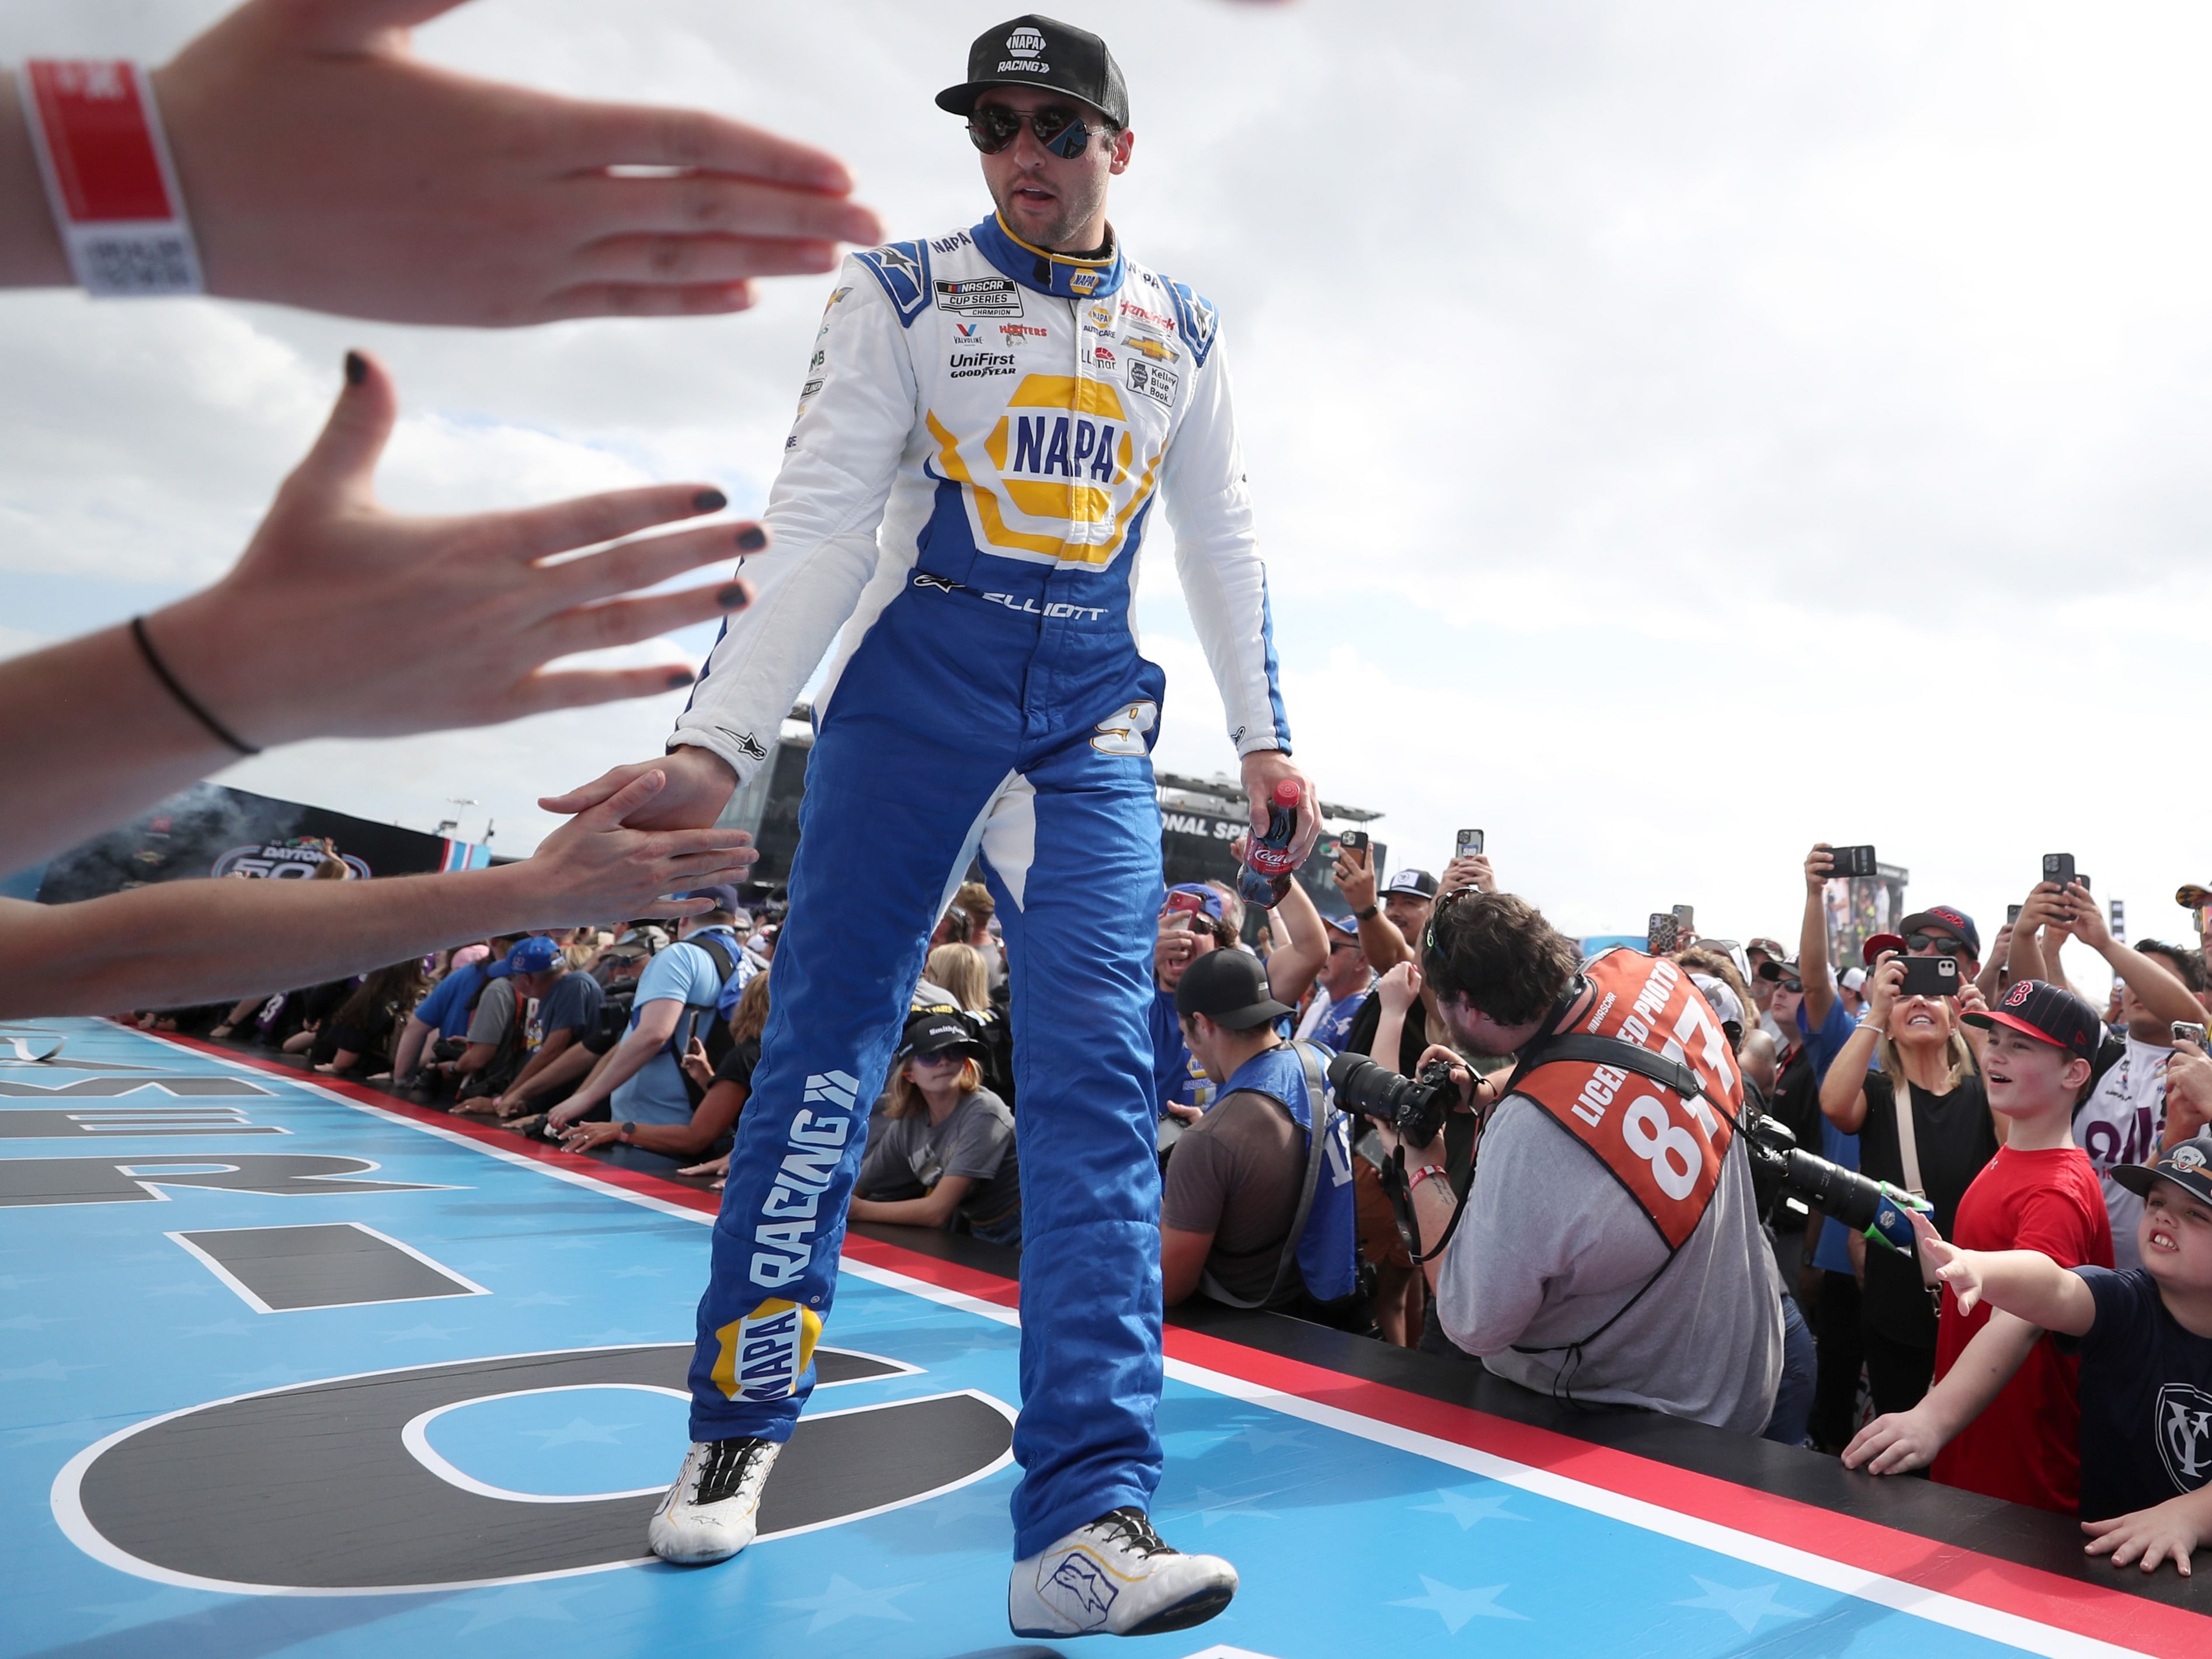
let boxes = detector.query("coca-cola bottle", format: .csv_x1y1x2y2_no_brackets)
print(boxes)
1236,780,1302,910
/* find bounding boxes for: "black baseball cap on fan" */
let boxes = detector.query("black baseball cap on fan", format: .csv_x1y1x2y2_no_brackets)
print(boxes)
936,16,1129,127
1174,949,1293,1032
1962,978,2101,1062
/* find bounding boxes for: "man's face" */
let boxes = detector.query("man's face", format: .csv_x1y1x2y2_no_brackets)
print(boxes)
974,88,1131,251
1383,892,1432,943
1981,1025,2085,1118
1767,972,1804,1033
1745,950,1776,1011
2121,951,2192,1041
2139,1182,2212,1295
514,968,555,1001
1320,938,1367,997
1157,906,1216,990
1435,991,1521,1059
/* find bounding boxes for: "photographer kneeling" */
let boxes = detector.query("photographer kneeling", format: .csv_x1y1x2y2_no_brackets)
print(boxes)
1380,891,1782,1431
1160,951,1364,1327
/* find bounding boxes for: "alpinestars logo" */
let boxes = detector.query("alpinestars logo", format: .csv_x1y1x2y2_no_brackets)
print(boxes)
720,728,768,763
2157,1383,2212,1490
1045,1550,1118,1627
748,1072,858,1288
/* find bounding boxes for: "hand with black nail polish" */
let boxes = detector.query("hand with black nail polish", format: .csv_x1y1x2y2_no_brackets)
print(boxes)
148,349,767,745
0,346,775,876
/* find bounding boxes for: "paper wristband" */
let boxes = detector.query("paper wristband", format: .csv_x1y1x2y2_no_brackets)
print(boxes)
18,60,203,297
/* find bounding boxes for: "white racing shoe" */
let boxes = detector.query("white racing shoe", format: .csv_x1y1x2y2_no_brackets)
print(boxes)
1008,1507,1238,1639
646,1436,781,1564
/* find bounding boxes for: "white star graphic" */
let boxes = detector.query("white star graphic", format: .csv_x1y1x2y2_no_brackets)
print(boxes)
179,1319,251,1338
1672,1575,1814,1632
1,1358,98,1383
774,1573,921,1634
1389,1576,1528,1633
610,1265,670,1279
1180,1486,1284,1529
382,1323,465,1342
452,1583,592,1634
1411,1488,1528,1529
69,1588,203,1637
221,1362,317,1387
520,1416,639,1450
510,1291,574,1307
1233,1423,1312,1455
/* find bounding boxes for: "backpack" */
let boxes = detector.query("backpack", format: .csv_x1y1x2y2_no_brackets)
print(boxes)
669,930,744,1103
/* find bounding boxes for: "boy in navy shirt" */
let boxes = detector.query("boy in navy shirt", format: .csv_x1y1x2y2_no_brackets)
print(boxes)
1906,1131,2212,1576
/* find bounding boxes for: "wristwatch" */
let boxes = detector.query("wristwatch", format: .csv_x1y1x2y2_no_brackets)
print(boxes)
618,1122,637,1143
1356,905,1379,920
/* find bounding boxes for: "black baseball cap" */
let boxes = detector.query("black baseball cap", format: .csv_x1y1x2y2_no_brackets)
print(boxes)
1174,948,1292,1031
1755,954,1803,984
1383,868,1439,900
899,1005,983,1059
2112,1132,2212,1211
1897,905,1981,960
936,16,1129,127
1963,979,2101,1061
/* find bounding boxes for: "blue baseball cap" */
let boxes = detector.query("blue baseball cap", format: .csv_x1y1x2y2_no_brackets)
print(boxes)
506,936,563,973
1324,913,1360,940
1164,882,1225,921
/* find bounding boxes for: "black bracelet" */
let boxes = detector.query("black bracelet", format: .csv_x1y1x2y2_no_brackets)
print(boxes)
130,615,259,756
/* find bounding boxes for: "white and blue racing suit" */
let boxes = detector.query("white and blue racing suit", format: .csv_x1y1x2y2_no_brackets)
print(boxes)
668,212,1292,1559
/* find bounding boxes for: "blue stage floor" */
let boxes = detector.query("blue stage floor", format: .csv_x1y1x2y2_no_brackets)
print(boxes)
2,1020,2200,1658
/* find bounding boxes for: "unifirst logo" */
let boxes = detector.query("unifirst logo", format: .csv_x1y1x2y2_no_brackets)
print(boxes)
749,1071,858,1288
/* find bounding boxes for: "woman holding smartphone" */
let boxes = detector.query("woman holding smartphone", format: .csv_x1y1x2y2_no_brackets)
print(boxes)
1819,951,1995,1415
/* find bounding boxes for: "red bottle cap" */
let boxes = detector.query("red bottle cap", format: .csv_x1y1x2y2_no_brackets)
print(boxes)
1273,780,1300,806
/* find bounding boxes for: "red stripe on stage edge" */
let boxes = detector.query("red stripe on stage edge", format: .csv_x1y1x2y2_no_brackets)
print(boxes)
26,62,172,223
135,1027,2211,1651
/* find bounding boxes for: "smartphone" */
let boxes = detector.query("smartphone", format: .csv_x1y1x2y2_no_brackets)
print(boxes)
1456,828,1484,857
1647,913,1679,955
2006,903,2023,925
1828,844,1878,878
1900,955,1961,999
1164,890,1208,917
2110,899,2126,943
2043,853,2076,889
1340,829,1370,855
2175,1021,2208,1048
1671,903,1695,933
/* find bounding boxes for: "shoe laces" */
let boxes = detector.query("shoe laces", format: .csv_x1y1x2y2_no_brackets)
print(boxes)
694,1436,773,1507
1095,1506,1174,1558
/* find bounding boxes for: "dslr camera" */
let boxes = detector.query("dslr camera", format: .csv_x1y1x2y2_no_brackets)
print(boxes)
1740,1112,1929,1254
1327,1051,1460,1150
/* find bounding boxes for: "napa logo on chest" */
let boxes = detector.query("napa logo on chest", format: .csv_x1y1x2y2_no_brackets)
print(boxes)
712,1296,824,1402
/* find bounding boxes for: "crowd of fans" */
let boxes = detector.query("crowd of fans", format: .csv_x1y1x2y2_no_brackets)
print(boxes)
138,835,2212,1574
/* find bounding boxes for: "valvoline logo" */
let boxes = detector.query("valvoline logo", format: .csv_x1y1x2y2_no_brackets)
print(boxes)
954,322,979,340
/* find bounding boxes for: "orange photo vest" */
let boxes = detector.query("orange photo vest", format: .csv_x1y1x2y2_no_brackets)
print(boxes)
1512,951,1744,1251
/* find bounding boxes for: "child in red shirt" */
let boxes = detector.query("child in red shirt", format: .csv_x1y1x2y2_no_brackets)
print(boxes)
1843,981,2114,1513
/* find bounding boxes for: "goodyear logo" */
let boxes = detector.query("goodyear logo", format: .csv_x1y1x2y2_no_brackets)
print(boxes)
712,1297,823,1402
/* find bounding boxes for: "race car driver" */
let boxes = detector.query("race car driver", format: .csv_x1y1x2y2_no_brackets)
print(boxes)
541,14,1317,1641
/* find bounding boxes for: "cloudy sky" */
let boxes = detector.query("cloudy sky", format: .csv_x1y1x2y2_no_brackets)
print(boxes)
6,0,2210,983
